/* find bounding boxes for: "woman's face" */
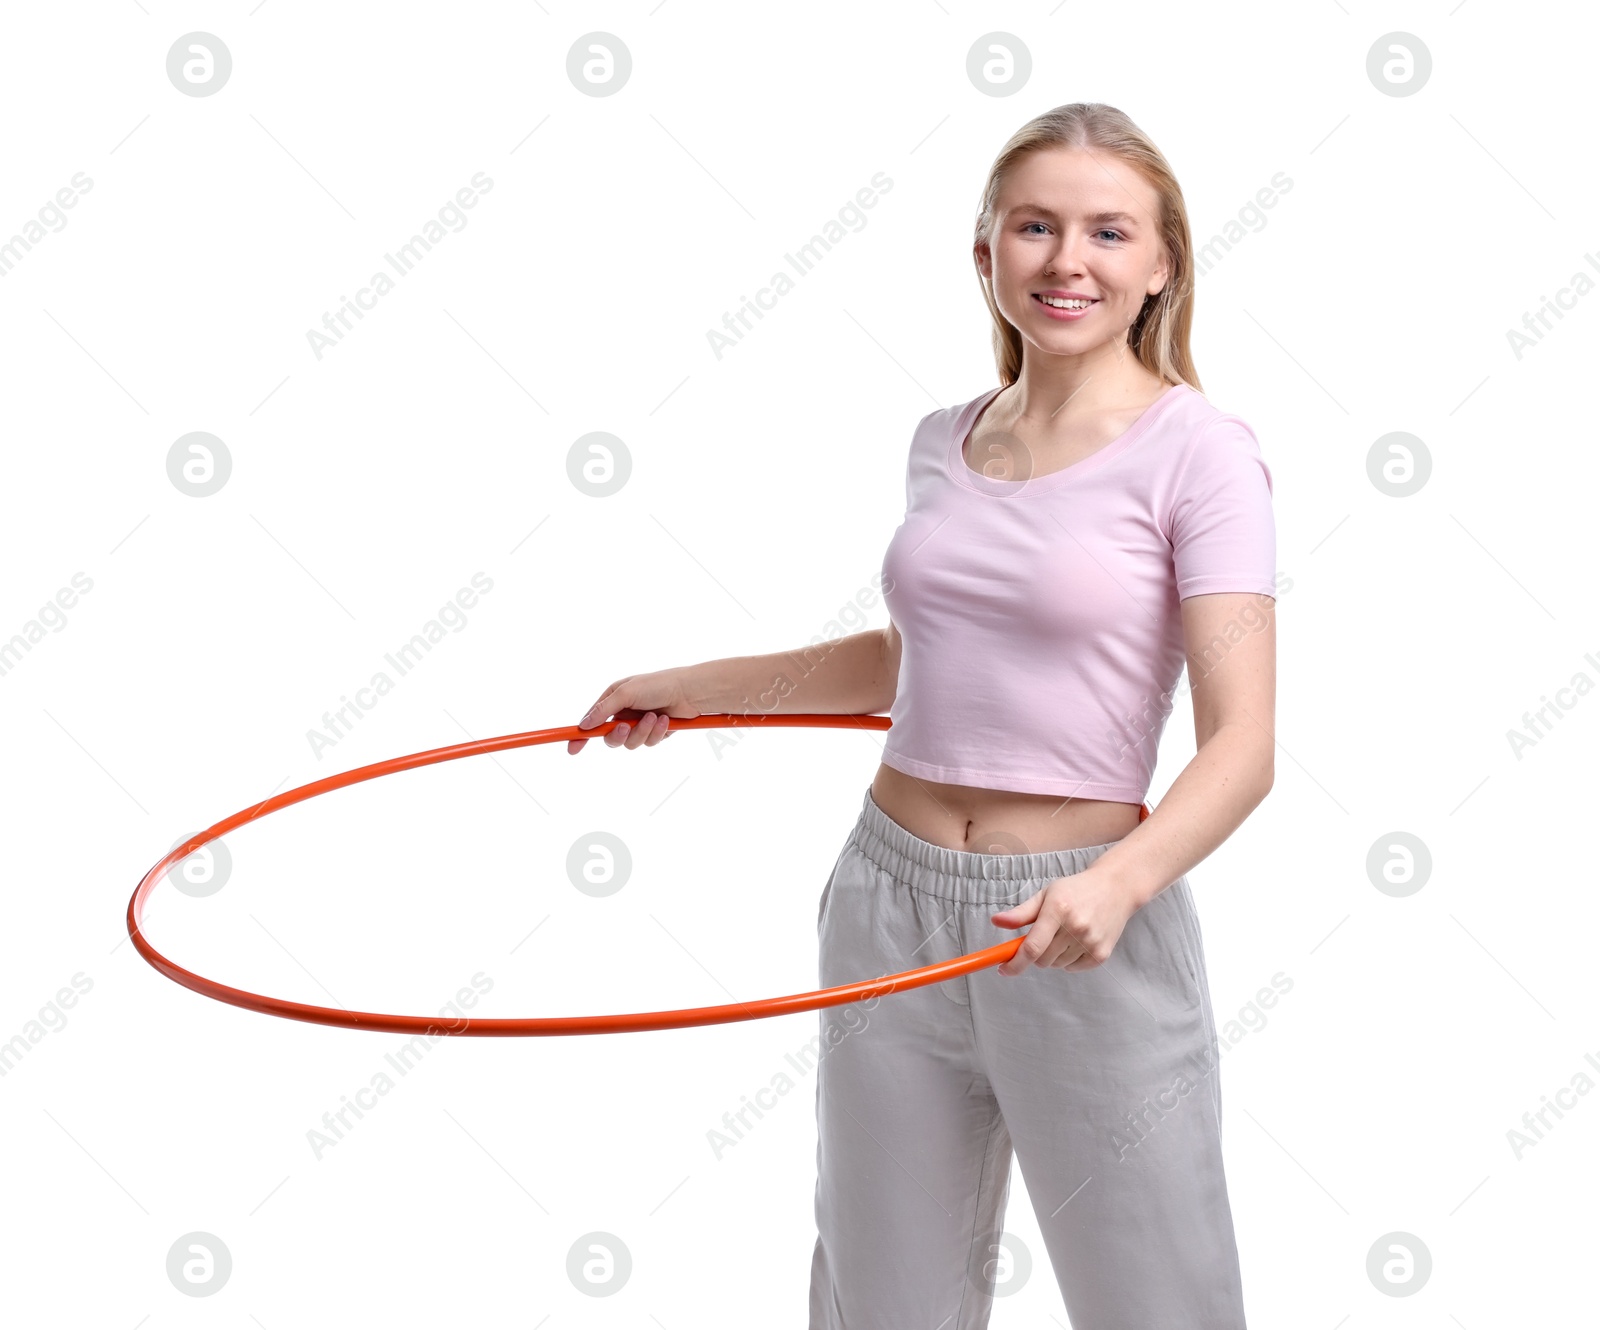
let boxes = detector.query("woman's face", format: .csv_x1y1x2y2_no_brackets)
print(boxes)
976,146,1171,361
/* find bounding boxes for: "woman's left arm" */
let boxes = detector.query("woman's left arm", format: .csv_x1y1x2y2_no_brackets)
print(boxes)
1098,589,1276,910
993,590,1275,974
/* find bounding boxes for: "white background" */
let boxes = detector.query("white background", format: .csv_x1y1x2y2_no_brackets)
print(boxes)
1,2,1595,1325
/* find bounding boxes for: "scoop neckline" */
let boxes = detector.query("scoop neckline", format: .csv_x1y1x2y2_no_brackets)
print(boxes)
946,381,1188,496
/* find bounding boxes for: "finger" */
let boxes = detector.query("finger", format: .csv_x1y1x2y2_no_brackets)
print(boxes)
580,681,627,730
623,713,655,750
1033,915,1072,968
1001,922,1053,976
614,717,641,749
1000,944,1035,977
568,705,606,750
1039,932,1083,969
991,889,1042,927
644,712,671,746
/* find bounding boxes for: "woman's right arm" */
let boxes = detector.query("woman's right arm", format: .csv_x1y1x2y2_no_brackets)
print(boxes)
568,624,899,754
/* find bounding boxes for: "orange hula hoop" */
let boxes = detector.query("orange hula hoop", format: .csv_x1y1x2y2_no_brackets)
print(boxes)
126,710,1151,1038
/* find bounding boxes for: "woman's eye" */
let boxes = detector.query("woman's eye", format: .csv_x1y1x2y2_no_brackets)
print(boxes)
1021,223,1122,241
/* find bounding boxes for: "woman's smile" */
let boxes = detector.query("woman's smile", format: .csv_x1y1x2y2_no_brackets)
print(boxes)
1031,291,1100,320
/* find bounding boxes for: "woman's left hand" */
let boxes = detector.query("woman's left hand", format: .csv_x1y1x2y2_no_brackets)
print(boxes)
990,866,1140,976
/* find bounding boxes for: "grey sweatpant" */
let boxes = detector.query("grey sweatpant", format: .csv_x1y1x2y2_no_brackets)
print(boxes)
808,787,1246,1329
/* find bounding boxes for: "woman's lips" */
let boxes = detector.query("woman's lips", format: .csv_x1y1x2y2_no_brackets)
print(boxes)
1031,294,1098,321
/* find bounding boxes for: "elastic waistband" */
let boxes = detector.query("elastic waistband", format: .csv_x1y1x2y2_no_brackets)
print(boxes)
850,786,1129,905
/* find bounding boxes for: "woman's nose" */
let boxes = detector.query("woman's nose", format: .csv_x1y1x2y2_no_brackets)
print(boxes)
1044,238,1084,274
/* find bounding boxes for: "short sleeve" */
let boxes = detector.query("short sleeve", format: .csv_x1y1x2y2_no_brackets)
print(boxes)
1167,415,1277,599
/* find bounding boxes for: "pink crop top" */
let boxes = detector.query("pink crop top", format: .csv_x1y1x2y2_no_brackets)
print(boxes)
879,382,1276,804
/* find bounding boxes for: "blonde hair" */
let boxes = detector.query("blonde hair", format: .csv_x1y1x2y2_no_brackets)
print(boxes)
972,103,1201,393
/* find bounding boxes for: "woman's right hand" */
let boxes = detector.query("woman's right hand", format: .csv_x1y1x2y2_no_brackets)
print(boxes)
566,668,704,755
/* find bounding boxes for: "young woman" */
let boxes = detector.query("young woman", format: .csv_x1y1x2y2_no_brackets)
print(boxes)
569,102,1273,1330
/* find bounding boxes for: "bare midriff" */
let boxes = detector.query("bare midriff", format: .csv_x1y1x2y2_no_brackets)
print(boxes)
869,762,1142,854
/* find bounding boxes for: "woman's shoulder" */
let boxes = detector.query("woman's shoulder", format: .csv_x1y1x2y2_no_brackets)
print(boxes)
1151,386,1274,504
1153,382,1262,455
915,385,1000,434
